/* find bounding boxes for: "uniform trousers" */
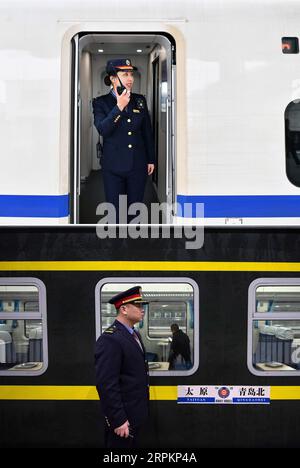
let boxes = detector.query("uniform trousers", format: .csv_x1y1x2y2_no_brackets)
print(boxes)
102,167,147,223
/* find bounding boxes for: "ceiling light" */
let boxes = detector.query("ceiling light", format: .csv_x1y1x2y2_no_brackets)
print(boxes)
137,49,142,53
98,49,104,53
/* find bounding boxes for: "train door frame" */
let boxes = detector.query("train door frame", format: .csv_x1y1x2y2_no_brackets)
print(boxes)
152,56,160,187
69,31,177,224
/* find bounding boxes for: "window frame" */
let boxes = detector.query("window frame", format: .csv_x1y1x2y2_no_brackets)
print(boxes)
95,277,199,376
0,277,48,376
248,277,300,376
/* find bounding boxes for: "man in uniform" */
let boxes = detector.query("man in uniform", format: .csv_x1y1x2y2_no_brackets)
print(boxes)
95,286,149,448
92,58,155,222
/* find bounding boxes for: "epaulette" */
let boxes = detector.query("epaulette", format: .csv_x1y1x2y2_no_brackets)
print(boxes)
104,324,117,334
136,97,145,110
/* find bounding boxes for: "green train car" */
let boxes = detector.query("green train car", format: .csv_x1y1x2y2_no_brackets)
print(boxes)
0,228,300,448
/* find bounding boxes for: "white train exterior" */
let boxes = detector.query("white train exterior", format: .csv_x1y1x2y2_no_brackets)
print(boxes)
1,0,300,225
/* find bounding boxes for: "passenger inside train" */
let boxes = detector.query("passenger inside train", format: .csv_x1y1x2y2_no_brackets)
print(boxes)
168,323,192,370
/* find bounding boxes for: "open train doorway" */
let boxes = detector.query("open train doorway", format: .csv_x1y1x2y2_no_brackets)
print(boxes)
70,32,176,224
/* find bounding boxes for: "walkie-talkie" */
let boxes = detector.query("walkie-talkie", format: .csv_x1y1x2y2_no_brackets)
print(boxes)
117,85,126,95
116,75,126,95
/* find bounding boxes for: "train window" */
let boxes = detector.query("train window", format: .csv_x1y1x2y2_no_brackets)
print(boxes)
248,279,300,375
95,278,199,375
0,279,48,376
148,301,187,338
282,37,299,54
285,100,300,187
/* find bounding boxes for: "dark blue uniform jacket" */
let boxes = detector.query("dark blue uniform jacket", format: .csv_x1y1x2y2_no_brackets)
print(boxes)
95,320,149,430
93,92,155,173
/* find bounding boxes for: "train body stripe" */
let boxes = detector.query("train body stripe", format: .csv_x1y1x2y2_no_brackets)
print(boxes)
177,194,300,218
0,195,69,218
0,386,98,400
0,386,298,400
0,195,300,218
1,261,300,271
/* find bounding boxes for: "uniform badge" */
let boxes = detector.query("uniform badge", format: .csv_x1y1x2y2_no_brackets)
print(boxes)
104,325,116,334
133,109,140,113
136,98,144,109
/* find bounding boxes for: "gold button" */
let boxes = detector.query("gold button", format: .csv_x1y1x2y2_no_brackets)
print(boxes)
128,131,132,135
128,144,132,148
127,118,131,123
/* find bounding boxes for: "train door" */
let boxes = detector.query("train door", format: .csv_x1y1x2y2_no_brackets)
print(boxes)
70,32,176,224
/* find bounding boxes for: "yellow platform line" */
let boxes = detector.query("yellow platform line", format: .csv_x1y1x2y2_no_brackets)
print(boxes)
1,261,300,271
0,386,298,400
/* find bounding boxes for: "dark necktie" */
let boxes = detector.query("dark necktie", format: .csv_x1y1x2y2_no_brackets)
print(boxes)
133,330,143,352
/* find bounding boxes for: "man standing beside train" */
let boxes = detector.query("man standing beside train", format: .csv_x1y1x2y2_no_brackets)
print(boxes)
95,286,149,448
